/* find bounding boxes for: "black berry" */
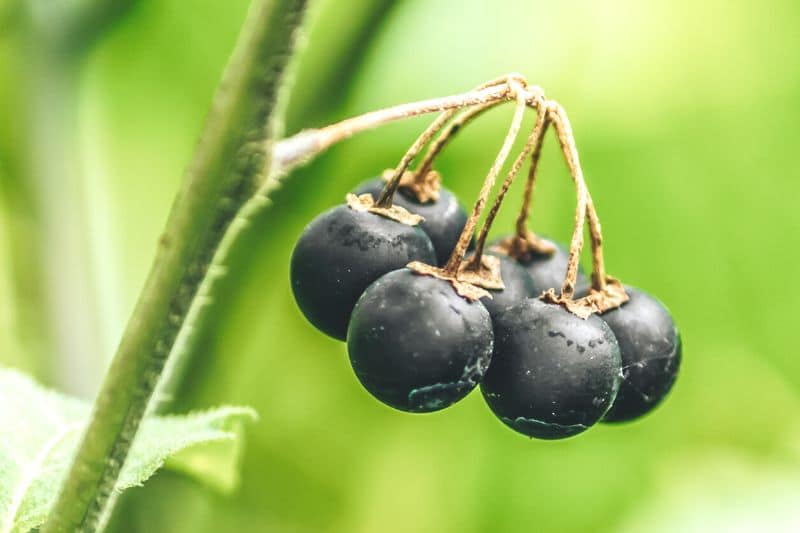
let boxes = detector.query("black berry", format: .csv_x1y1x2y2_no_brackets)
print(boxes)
481,298,622,439
354,177,471,266
600,286,681,423
291,205,436,340
492,236,589,295
478,253,540,317
347,268,493,412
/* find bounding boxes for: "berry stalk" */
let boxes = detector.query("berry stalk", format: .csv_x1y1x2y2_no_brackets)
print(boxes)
514,116,550,239
546,102,607,296
468,98,548,268
442,81,529,275
413,102,501,182
376,110,456,207
377,75,530,207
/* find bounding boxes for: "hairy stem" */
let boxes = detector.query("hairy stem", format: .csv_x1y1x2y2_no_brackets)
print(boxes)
42,1,309,531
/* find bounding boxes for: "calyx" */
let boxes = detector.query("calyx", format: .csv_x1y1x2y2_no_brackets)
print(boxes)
540,276,629,319
346,193,423,226
492,230,557,260
381,168,441,203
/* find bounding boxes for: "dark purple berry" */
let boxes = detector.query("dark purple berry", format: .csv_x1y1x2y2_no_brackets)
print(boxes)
600,286,681,423
354,177,470,266
477,254,539,317
347,268,493,412
481,298,622,439
290,205,435,340
491,236,589,295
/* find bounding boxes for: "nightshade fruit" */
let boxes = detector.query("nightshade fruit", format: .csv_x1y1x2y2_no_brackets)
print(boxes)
600,286,681,423
492,236,589,295
290,205,436,340
347,268,493,412
481,298,622,439
354,177,471,266
477,254,539,317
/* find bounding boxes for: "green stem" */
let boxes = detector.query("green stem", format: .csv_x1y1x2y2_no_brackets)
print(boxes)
42,1,309,531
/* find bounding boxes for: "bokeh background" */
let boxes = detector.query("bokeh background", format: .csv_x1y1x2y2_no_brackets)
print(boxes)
2,0,800,531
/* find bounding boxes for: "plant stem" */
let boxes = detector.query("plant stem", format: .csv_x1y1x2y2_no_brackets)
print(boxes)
546,101,606,297
414,101,499,182
515,118,550,238
470,100,547,265
376,110,456,207
443,82,528,275
272,82,546,173
42,1,308,531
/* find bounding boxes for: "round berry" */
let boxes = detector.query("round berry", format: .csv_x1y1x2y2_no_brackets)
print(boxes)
600,286,681,423
354,177,470,266
477,254,540,317
491,236,589,295
481,298,622,439
291,205,436,340
347,268,493,412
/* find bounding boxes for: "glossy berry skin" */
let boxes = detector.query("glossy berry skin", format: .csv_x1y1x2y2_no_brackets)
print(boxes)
600,286,681,423
354,177,470,266
491,236,589,295
347,268,493,413
481,298,622,439
291,205,435,341
478,254,540,317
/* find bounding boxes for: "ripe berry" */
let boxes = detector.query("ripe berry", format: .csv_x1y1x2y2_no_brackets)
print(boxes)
347,268,493,412
354,177,470,266
492,236,589,295
481,298,622,439
291,205,436,340
478,254,540,317
600,286,681,423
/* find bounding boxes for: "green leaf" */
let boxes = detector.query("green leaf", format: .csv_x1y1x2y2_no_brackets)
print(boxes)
0,368,256,533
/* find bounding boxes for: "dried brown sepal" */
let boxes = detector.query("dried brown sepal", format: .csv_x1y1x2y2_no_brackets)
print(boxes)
491,231,557,261
540,276,630,319
346,193,423,226
381,168,441,203
406,261,491,301
587,276,630,314
458,254,504,290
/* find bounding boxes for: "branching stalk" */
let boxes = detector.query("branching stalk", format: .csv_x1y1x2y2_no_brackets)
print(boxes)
469,100,547,266
442,82,528,275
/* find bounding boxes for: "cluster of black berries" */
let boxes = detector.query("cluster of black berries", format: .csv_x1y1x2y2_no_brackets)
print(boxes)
290,175,681,439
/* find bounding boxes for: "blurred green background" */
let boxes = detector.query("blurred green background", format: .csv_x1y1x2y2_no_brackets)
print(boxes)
2,0,800,531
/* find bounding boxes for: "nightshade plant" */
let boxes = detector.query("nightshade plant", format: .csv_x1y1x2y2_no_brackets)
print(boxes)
0,1,681,531
290,74,682,437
